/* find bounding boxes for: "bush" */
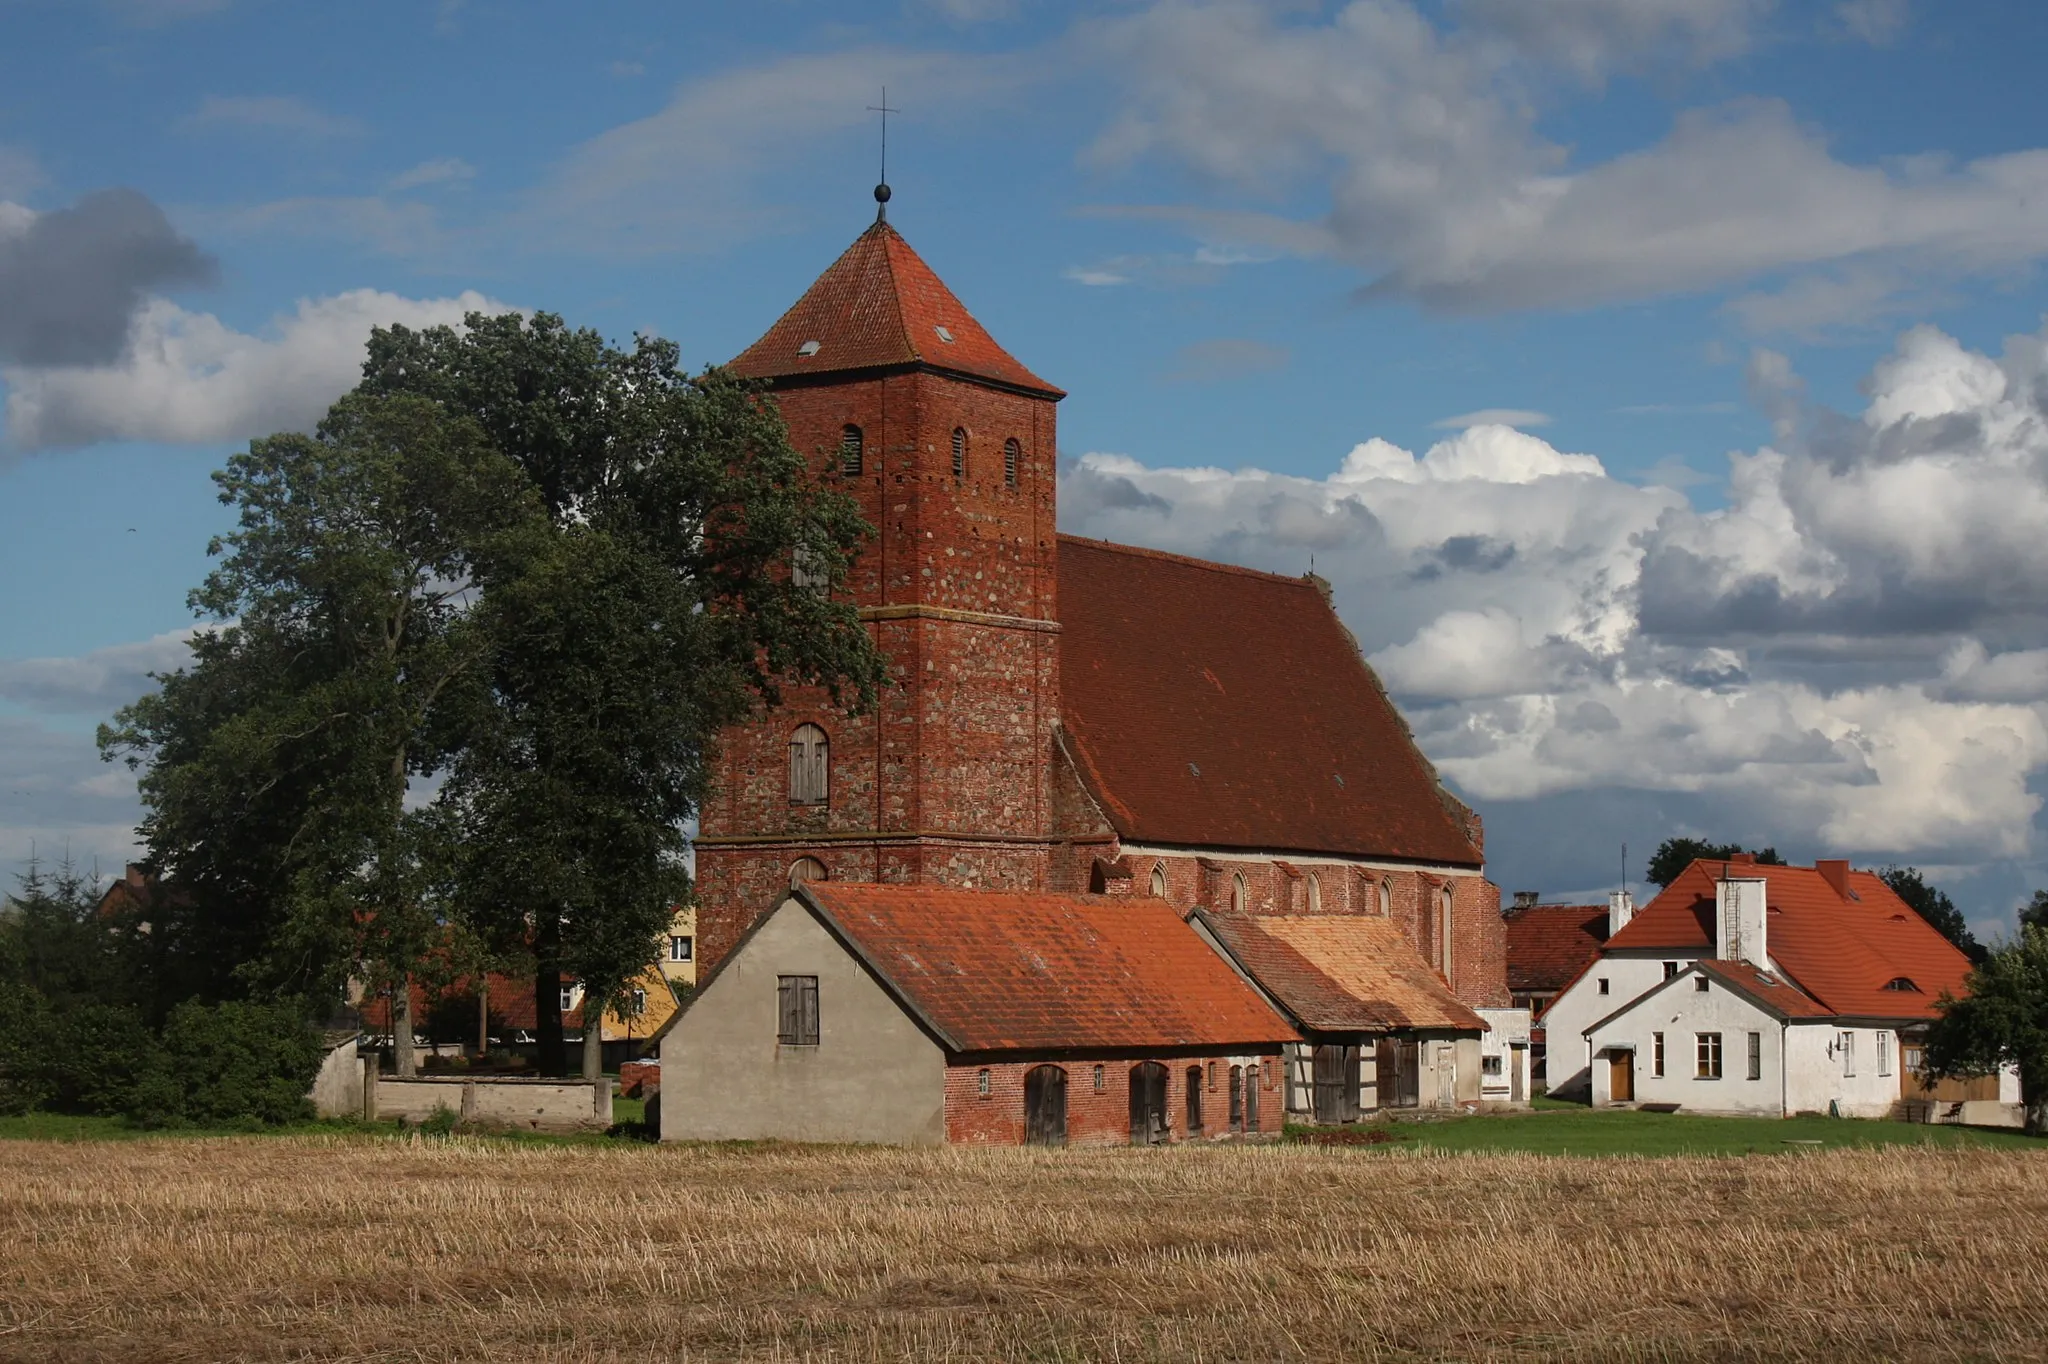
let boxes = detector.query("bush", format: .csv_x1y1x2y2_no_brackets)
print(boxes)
128,999,323,1129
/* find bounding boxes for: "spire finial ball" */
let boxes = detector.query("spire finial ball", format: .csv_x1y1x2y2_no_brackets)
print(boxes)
874,183,892,205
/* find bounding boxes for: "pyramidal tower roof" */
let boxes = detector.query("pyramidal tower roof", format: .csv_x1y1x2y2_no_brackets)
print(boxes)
728,220,1063,398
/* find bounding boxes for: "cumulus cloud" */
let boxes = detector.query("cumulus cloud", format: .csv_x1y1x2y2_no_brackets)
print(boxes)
1082,1,2048,326
1060,317,2048,872
1162,337,1289,383
1836,0,1908,45
0,629,196,715
0,716,141,880
0,189,217,367
1432,407,1551,430
180,95,363,140
2,286,502,452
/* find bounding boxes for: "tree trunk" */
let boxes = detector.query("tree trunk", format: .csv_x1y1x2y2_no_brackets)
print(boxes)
2025,1064,2046,1138
534,915,566,1077
392,975,417,1077
582,1001,604,1082
477,979,489,1059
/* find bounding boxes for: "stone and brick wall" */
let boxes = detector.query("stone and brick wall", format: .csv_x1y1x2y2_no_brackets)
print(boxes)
944,1054,1285,1146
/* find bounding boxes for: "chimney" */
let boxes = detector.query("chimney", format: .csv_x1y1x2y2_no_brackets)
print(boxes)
1607,890,1634,936
1716,877,1769,966
1816,859,1851,899
1512,890,1540,912
1730,851,1756,866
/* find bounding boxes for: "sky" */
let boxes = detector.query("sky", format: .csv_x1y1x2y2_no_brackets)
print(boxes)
3,0,2048,940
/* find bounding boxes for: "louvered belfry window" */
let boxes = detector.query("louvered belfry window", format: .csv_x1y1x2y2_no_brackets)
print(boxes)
952,427,967,479
777,975,819,1046
1003,437,1020,487
788,723,829,806
840,424,864,476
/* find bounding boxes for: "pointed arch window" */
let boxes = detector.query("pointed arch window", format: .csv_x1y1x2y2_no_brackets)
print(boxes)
788,724,830,806
1438,884,1454,983
1149,863,1167,898
1231,871,1248,914
1306,872,1322,913
1378,879,1392,917
952,427,967,479
840,425,864,477
1003,437,1021,487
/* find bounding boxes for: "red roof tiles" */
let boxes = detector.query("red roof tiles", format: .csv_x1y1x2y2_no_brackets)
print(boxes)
1200,911,1486,1032
1693,960,1836,1019
1607,859,1974,1021
728,221,1061,396
802,883,1295,1052
1057,536,1482,865
1505,904,1610,994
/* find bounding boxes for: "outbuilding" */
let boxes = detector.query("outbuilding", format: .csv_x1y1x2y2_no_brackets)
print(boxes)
655,883,1295,1146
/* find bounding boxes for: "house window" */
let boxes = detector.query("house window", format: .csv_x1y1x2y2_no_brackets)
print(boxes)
776,975,820,1046
788,724,829,806
668,934,694,963
1482,1055,1503,1076
788,856,827,888
791,541,826,590
1150,863,1166,897
1883,976,1921,993
1695,1032,1723,1079
1747,1032,1762,1081
559,985,577,1014
977,1067,991,1097
1652,1032,1665,1078
629,988,646,1017
1093,1064,1106,1092
1695,976,1710,993
1003,437,1020,487
840,424,864,476
1664,961,1679,980
1598,978,1610,995
952,427,967,479
1306,872,1321,913
1904,1043,1925,1073
1231,872,1247,913
1839,1031,1856,1077
1877,1031,1892,1077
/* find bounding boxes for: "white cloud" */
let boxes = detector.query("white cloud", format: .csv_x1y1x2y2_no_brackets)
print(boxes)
386,158,476,193
0,629,195,714
181,94,363,139
1431,407,1551,430
0,716,140,882
1836,0,1908,45
2,287,503,452
1082,1,2048,326
1162,337,1289,383
1060,316,2048,866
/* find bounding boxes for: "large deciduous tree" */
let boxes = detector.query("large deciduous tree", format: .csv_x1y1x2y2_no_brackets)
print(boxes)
1925,927,2048,1136
1877,865,1983,961
1644,838,1784,888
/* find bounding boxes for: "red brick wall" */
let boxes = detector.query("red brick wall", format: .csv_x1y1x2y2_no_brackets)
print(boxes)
618,1060,659,1099
944,1054,1285,1146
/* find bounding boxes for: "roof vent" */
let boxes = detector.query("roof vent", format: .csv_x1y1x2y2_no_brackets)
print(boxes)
934,324,955,343
1188,762,1201,778
1333,773,1345,787
797,339,822,357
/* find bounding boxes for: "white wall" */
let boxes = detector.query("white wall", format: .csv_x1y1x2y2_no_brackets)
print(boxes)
1476,1007,1531,1105
1584,974,1785,1115
1540,953,1696,1097
1783,1023,1901,1118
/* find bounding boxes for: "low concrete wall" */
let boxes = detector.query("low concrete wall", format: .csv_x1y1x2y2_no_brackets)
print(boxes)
366,1073,614,1132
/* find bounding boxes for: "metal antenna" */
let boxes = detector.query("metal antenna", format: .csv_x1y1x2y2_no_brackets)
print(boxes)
867,87,899,222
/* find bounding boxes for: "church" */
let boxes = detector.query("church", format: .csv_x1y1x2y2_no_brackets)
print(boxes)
656,196,1522,1145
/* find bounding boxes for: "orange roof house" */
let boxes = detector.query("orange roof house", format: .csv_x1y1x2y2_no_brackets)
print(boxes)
1503,901,1612,1014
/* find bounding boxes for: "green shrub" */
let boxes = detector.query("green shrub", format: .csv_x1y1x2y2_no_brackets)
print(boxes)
128,999,323,1128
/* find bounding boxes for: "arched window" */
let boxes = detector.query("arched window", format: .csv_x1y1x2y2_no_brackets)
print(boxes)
1883,976,1922,993
1003,437,1020,487
840,424,864,477
951,427,967,479
788,857,827,888
1231,871,1248,914
791,541,825,590
1439,884,1454,982
788,723,829,806
1378,878,1392,917
1149,863,1167,898
1306,872,1322,913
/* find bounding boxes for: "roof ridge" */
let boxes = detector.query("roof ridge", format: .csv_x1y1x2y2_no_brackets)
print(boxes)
1056,533,1319,588
873,222,918,369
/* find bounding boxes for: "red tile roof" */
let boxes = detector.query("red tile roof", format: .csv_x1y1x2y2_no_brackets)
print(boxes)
1505,904,1610,993
1607,859,1974,1021
1694,960,1836,1019
1200,911,1486,1033
728,220,1061,396
802,883,1296,1052
1056,536,1483,865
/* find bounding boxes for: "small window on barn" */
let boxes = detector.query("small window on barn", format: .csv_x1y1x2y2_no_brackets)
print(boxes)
1695,976,1710,993
777,975,820,1046
1652,1032,1665,1078
788,724,830,806
1150,863,1167,898
1306,872,1322,913
840,425,864,477
788,856,828,888
1378,879,1392,917
1663,961,1680,979
1231,872,1247,914
977,1067,991,1098
1482,1055,1503,1077
952,427,967,479
1003,437,1020,487
1093,1064,1106,1093
1598,978,1611,995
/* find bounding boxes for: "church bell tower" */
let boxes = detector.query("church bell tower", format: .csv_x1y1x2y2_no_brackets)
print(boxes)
693,196,1066,969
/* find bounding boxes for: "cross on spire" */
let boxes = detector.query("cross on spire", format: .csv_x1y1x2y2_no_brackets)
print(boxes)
867,87,899,222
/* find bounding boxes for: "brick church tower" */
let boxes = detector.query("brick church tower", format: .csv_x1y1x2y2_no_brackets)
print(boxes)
692,206,1066,969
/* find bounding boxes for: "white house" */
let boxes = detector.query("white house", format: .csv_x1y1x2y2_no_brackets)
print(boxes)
1539,856,2009,1120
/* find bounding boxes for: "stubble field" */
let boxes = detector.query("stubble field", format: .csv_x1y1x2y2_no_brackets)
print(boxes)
0,1134,2042,1363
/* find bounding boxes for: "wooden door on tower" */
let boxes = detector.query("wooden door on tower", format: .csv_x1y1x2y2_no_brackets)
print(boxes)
1024,1065,1067,1146
1312,1044,1361,1123
1128,1062,1169,1144
1609,1052,1634,1103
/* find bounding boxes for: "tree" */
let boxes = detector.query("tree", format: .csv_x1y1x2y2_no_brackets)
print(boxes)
362,314,885,1073
100,392,543,1018
1645,838,1784,888
1924,927,2048,1136
2021,891,2048,933
1877,866,1982,961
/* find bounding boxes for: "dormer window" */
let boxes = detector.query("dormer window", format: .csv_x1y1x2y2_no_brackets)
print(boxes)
934,324,955,343
952,427,967,479
798,339,821,357
840,425,864,477
1882,976,1921,993
1003,437,1020,487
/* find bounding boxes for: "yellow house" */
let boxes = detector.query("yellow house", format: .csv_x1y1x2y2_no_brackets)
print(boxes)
596,905,697,1047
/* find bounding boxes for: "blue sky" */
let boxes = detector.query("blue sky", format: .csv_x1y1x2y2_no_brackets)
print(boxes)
5,0,2048,937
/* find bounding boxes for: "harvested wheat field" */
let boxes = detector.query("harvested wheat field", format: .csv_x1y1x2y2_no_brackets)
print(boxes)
1,1135,2044,1363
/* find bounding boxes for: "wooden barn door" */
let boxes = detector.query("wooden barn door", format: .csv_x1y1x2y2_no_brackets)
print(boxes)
1024,1065,1067,1146
1608,1052,1634,1103
1312,1044,1361,1123
1228,1065,1244,1132
1378,1038,1420,1108
1128,1062,1169,1144
1185,1066,1204,1136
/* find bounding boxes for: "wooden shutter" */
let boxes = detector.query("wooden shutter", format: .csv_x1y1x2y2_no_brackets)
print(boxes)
841,425,863,476
798,976,820,1045
777,977,800,1045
